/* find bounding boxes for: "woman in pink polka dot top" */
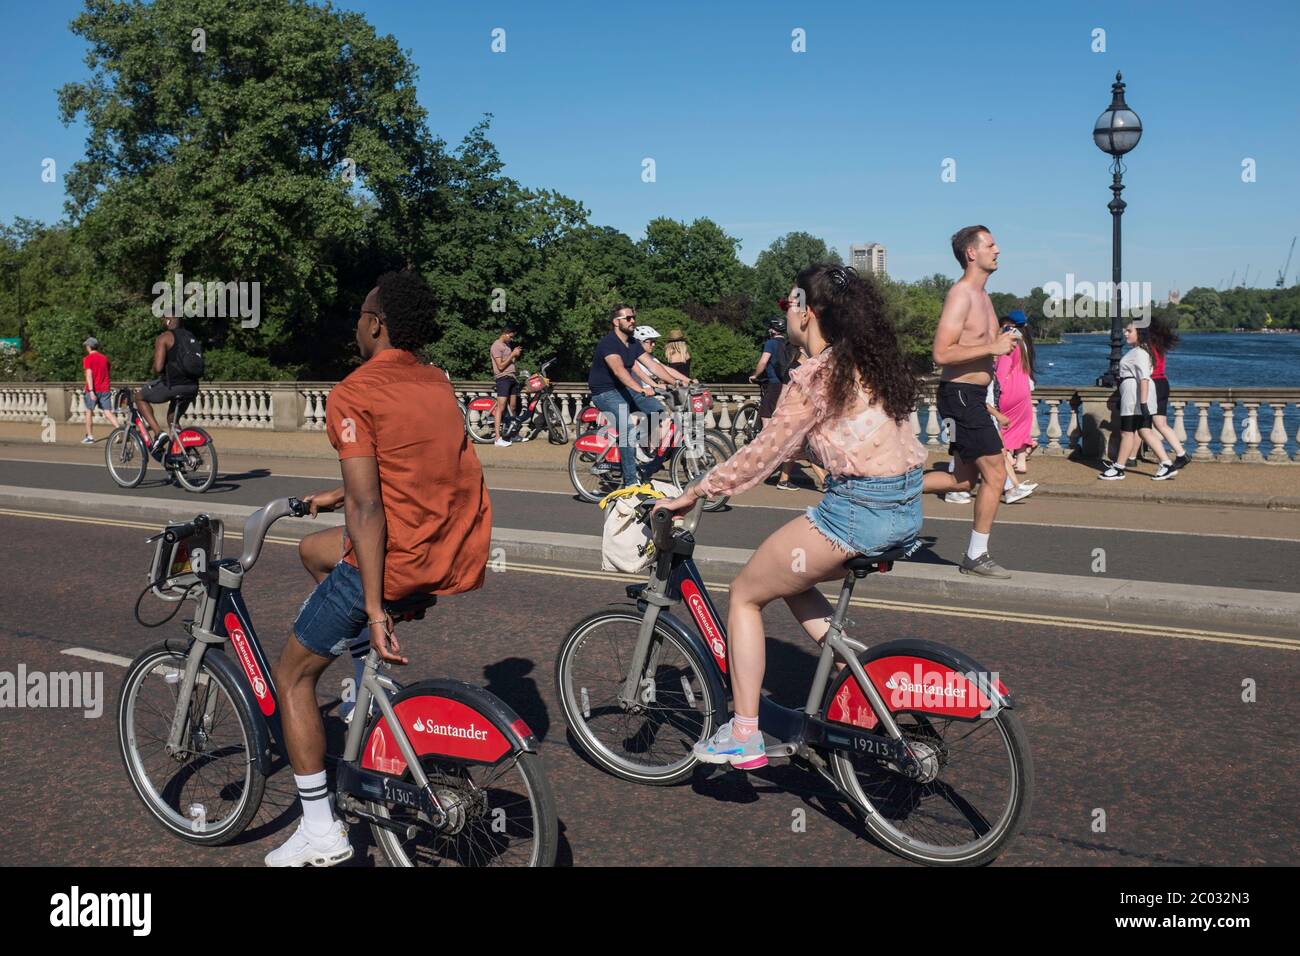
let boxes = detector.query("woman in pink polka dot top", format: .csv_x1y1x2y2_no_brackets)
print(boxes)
655,263,926,769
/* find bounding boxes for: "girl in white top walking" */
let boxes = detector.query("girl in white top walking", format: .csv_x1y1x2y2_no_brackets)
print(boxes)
1100,323,1175,481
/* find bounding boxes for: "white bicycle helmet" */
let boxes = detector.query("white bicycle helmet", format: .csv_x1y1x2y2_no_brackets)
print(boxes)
633,325,661,342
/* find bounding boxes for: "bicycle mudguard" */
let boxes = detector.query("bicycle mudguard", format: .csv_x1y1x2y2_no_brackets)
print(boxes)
175,426,212,448
574,431,611,454
825,638,1015,730
578,406,602,425
467,397,496,412
360,679,539,775
169,638,277,776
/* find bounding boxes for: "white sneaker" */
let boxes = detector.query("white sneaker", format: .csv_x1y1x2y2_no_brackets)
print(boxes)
494,438,511,447
264,820,354,867
81,436,95,445
1018,482,1039,492
1002,484,1035,504
944,491,973,504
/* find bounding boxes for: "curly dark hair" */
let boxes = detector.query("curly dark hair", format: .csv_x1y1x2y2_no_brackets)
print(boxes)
1147,314,1179,356
375,270,439,353
793,264,919,422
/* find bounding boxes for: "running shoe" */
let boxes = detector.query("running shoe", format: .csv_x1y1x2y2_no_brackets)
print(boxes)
1097,466,1126,480
944,491,973,504
150,432,170,462
776,481,795,491
959,553,1012,579
1002,484,1035,504
1152,462,1176,481
494,437,511,447
80,436,95,445
693,720,767,770
1172,454,1191,472
264,820,353,867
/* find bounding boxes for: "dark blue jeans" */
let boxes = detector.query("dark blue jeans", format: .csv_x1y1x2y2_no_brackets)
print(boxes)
590,387,665,487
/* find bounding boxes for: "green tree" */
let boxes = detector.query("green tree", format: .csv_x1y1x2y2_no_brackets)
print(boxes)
748,231,842,339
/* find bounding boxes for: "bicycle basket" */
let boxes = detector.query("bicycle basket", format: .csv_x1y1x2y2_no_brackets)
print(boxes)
526,373,546,394
147,519,224,602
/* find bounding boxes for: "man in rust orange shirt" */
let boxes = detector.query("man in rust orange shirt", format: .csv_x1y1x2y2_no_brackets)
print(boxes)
266,270,492,867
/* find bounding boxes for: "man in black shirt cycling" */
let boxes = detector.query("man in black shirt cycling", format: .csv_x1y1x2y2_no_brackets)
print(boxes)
135,309,203,461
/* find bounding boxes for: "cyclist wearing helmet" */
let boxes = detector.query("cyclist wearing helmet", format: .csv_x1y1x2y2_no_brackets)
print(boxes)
749,317,789,425
587,305,668,489
632,325,692,391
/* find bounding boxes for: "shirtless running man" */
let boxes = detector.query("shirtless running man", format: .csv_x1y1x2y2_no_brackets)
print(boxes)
922,225,1018,578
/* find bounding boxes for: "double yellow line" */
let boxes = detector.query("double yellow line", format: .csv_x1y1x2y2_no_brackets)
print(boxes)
2,507,1295,652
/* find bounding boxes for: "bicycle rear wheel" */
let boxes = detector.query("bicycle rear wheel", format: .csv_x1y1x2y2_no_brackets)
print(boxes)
367,751,557,867
568,444,619,503
543,395,568,444
118,641,265,845
732,402,761,446
173,441,218,493
465,404,497,444
826,668,1033,866
556,609,720,785
105,426,148,488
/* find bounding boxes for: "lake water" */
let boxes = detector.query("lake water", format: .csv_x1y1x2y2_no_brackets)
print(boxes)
1028,332,1300,459
1034,331,1300,389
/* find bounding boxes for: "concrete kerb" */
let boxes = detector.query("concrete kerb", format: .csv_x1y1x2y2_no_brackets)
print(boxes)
2,484,1297,635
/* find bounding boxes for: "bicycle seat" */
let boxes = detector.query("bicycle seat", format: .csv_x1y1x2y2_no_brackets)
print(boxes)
384,592,438,621
844,548,915,575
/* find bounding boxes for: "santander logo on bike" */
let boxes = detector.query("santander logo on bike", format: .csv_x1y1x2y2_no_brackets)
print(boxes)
411,716,489,741
681,580,726,670
224,612,274,716
883,666,980,711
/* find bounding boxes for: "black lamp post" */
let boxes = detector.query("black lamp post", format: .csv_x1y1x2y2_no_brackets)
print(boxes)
1093,70,1142,388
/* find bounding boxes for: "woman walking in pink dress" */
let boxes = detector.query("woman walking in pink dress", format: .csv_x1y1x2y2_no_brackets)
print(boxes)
995,310,1035,473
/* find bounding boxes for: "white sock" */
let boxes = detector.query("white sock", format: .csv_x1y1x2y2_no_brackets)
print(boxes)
294,770,335,836
1003,475,1014,491
967,530,989,561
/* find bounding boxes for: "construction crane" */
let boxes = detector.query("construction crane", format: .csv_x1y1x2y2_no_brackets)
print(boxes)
1228,269,1236,288
1278,237,1296,288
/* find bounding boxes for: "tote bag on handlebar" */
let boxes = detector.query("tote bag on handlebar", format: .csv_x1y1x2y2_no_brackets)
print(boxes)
599,481,677,573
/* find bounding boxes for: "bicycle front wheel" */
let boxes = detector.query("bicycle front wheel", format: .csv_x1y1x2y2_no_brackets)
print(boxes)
669,432,730,511
556,609,720,785
105,426,148,488
827,669,1034,866
732,403,761,446
368,751,557,867
174,441,218,493
465,403,497,444
118,641,266,845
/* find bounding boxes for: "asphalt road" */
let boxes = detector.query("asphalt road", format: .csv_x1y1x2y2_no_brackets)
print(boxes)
1,511,1295,866
1,456,1298,593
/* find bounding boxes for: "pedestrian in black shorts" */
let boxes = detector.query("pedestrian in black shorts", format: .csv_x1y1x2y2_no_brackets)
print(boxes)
921,225,1019,578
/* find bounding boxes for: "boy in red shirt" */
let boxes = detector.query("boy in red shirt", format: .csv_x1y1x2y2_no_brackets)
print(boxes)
81,337,120,443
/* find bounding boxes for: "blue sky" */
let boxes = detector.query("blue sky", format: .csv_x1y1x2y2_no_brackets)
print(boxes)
1,0,1297,299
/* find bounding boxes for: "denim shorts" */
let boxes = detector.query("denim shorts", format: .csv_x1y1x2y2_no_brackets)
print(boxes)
84,391,112,410
806,467,924,558
293,560,371,659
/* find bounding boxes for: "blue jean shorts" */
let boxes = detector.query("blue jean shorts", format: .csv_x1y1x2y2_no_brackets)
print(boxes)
84,391,112,410
293,560,371,659
806,467,924,558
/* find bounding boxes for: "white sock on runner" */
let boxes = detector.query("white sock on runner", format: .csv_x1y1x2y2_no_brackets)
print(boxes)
967,530,990,561
295,770,334,836
1003,475,1014,491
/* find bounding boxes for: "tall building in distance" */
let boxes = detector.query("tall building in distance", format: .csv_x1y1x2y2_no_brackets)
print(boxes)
849,242,888,277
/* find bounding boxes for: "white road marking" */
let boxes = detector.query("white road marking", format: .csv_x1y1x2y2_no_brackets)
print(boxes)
61,647,133,667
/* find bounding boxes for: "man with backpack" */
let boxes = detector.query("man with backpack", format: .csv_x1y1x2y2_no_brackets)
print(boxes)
135,308,204,461
749,317,794,421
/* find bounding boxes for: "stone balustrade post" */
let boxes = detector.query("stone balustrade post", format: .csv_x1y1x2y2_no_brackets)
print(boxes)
1217,401,1239,462
1267,403,1291,463
1240,404,1264,462
1192,402,1214,460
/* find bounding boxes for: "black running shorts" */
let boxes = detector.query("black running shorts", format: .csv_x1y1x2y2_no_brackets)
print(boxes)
936,380,1004,463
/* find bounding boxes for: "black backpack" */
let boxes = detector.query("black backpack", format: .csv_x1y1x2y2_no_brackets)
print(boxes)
170,327,205,381
772,339,798,385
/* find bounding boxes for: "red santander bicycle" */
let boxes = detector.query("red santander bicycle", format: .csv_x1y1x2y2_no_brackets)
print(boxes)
105,387,218,493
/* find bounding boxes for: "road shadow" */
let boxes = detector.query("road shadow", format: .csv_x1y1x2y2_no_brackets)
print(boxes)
482,657,549,742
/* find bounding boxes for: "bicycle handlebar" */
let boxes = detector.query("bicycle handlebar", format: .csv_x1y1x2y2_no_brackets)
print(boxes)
238,496,309,572
646,480,704,553
163,514,210,544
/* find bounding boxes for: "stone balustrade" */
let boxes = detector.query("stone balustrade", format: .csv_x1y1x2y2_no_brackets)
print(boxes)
6,381,1299,462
